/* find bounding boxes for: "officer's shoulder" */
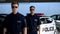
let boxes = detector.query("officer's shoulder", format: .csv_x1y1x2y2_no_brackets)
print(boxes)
34,14,37,16
6,13,11,17
34,14,39,18
18,13,24,17
5,14,11,19
18,13,25,19
26,14,30,17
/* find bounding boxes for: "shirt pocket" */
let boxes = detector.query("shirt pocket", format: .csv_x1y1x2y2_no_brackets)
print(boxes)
17,20,22,32
17,20,22,25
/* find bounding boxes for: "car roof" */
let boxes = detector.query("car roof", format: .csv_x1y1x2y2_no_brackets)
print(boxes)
51,14,60,16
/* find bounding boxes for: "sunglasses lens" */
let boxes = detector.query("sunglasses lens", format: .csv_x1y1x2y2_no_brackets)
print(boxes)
30,9,34,10
12,6,18,8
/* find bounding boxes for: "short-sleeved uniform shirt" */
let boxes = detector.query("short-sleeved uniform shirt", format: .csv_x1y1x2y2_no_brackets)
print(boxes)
3,13,26,34
26,14,41,34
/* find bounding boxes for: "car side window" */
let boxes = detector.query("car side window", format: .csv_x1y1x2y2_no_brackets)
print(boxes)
40,18,53,24
51,15,56,20
57,15,60,20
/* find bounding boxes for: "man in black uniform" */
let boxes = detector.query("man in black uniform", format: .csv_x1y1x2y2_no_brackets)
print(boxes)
26,6,40,34
3,1,27,34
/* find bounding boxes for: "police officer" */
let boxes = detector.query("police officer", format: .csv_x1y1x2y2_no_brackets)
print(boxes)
3,1,27,34
26,6,40,34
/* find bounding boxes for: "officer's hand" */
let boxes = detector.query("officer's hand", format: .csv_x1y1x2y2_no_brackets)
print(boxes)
3,28,7,34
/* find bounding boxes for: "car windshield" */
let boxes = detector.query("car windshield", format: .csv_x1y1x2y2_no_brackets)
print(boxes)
40,18,53,24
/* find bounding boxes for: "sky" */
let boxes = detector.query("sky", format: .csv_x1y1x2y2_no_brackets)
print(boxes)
0,2,60,16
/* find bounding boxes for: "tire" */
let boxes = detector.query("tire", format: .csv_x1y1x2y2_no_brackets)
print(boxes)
54,29,59,34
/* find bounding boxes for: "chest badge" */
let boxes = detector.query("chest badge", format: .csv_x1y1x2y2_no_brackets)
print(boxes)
17,20,21,23
34,19,38,22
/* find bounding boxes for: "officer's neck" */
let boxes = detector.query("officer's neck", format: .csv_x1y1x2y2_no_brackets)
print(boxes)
31,13,34,16
12,12,18,15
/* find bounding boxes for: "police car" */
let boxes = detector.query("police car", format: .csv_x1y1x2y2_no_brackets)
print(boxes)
39,17,59,34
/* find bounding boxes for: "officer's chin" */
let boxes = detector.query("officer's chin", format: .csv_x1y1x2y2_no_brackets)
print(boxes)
12,11,18,14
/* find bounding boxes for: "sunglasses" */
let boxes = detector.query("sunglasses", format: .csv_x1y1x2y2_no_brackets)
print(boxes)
30,9,34,10
12,6,18,8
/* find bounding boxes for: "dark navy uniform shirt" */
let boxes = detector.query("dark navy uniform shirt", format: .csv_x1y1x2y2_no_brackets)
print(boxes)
3,13,26,34
26,14,41,34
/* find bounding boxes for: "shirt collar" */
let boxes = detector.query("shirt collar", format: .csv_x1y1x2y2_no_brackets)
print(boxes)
11,12,19,16
28,14,36,17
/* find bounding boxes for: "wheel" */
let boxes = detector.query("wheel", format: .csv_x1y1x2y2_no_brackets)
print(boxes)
54,29,59,34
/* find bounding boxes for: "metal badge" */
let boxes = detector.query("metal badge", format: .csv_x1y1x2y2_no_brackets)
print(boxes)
17,20,21,23
34,19,38,22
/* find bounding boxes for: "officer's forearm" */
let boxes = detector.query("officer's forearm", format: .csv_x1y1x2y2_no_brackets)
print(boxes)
3,27,7,34
37,25,40,34
23,27,27,34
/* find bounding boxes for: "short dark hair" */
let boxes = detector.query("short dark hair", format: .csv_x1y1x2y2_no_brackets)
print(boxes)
11,1,19,6
30,6,35,9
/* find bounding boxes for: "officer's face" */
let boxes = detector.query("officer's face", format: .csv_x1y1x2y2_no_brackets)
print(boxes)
12,4,18,14
30,7,35,14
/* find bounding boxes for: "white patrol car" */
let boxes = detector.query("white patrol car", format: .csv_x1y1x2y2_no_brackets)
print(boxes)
39,17,59,34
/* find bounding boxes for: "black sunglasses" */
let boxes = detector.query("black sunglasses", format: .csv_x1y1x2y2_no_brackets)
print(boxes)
12,6,18,8
30,9,34,10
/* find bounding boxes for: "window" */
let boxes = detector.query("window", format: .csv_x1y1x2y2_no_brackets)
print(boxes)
40,18,53,24
57,15,60,20
51,15,56,20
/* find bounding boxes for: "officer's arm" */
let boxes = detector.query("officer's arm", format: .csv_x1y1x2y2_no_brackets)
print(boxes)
3,17,8,34
3,27,7,34
23,27,27,34
37,25,40,34
3,19,7,34
3,21,7,34
37,17,41,34
23,19,27,34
